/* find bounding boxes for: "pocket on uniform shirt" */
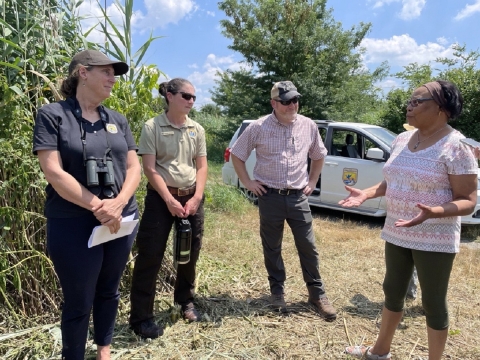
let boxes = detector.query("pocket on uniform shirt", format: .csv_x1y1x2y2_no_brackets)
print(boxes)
159,131,178,157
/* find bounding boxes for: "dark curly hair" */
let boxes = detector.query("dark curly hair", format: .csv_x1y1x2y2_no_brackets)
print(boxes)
437,80,463,120
158,78,193,106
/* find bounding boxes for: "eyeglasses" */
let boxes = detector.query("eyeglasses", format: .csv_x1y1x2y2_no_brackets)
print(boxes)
274,97,299,106
406,98,434,107
178,91,196,102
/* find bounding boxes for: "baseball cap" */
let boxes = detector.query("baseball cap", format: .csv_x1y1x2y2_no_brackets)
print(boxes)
68,50,129,76
271,81,301,100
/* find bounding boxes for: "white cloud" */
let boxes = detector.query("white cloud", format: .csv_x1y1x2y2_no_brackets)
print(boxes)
79,0,197,36
375,78,402,94
187,53,251,87
188,63,199,69
206,11,215,17
188,65,222,86
369,0,426,20
77,0,129,51
361,34,455,66
436,37,448,45
371,0,399,9
77,0,105,43
138,0,197,30
205,54,235,65
182,53,251,106
454,0,480,20
398,0,426,20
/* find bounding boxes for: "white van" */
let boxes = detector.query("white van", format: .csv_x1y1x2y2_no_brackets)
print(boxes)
222,120,480,225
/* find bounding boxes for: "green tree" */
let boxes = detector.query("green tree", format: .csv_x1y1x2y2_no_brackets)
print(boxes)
199,103,223,117
437,46,480,139
213,0,387,120
381,45,480,139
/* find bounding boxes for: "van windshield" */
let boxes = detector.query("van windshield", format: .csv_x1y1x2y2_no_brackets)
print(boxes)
364,128,397,148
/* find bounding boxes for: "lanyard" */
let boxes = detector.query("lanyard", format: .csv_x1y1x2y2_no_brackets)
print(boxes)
67,97,113,165
79,119,112,165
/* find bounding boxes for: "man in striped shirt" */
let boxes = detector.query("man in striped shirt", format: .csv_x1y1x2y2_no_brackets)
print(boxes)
230,81,336,321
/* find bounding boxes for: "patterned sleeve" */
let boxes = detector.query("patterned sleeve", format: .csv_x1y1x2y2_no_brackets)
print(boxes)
308,121,327,160
444,136,478,175
230,122,257,162
138,119,157,155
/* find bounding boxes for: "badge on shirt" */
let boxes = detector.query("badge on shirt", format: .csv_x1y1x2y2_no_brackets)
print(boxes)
342,168,358,186
188,130,197,137
106,124,118,134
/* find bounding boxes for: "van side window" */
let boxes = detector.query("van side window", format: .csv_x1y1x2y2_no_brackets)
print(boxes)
238,122,251,138
318,127,326,142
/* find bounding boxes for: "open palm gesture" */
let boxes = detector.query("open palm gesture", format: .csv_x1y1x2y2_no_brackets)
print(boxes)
339,185,367,208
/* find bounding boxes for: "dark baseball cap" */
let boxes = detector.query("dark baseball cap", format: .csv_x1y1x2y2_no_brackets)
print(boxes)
271,81,301,101
68,50,129,76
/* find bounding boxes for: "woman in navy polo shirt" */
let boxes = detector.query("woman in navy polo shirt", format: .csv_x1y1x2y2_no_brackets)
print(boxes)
33,50,141,360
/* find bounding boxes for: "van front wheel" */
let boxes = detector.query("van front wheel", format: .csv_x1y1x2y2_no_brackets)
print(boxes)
241,187,258,205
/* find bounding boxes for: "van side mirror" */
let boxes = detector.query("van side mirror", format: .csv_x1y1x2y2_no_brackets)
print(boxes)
366,148,385,160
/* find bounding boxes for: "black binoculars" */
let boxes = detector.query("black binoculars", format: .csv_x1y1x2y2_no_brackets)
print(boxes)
86,156,115,198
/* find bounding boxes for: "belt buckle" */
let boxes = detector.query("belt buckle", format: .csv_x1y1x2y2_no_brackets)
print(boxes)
278,189,290,196
178,187,189,196
178,185,195,196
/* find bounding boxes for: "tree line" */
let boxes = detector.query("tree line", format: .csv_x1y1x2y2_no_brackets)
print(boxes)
213,0,480,141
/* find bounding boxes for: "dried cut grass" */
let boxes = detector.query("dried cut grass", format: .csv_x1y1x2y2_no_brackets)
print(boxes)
2,202,480,359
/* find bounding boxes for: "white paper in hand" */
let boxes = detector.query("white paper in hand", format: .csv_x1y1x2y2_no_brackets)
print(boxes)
88,217,138,248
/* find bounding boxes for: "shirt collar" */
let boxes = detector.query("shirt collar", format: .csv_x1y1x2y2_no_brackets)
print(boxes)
156,112,195,128
271,110,297,126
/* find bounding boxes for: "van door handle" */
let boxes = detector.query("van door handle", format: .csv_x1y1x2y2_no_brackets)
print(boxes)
325,162,338,166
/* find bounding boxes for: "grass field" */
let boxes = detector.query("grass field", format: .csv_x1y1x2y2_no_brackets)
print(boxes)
2,164,480,359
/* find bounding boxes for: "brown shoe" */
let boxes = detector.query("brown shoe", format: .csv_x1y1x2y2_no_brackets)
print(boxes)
309,297,337,321
183,303,201,322
270,293,287,313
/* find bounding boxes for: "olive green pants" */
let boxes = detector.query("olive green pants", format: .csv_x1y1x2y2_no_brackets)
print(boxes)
383,241,456,330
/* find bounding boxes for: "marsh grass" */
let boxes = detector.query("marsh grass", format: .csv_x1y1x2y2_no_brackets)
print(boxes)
1,166,480,359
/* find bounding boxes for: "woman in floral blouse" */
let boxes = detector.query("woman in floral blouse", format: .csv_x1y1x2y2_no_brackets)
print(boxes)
342,80,478,360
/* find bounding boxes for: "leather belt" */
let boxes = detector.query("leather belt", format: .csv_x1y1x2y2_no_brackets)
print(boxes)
147,182,196,196
264,186,304,195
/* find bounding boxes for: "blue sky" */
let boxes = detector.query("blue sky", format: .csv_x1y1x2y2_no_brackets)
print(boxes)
79,0,480,107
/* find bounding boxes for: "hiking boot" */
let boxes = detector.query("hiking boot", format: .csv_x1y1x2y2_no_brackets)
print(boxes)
183,303,201,322
308,297,337,321
270,293,287,313
131,319,163,339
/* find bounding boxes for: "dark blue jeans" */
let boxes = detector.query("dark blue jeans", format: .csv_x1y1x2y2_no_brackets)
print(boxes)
258,190,326,299
47,210,138,360
129,189,204,326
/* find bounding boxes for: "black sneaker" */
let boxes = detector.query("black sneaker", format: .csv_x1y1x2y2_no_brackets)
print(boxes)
131,319,163,339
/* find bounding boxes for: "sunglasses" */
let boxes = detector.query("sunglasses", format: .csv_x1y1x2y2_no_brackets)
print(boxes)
274,97,299,106
177,91,196,102
406,98,434,107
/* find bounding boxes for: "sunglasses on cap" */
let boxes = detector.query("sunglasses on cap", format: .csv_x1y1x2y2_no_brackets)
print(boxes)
274,97,299,106
406,98,433,107
177,91,196,102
